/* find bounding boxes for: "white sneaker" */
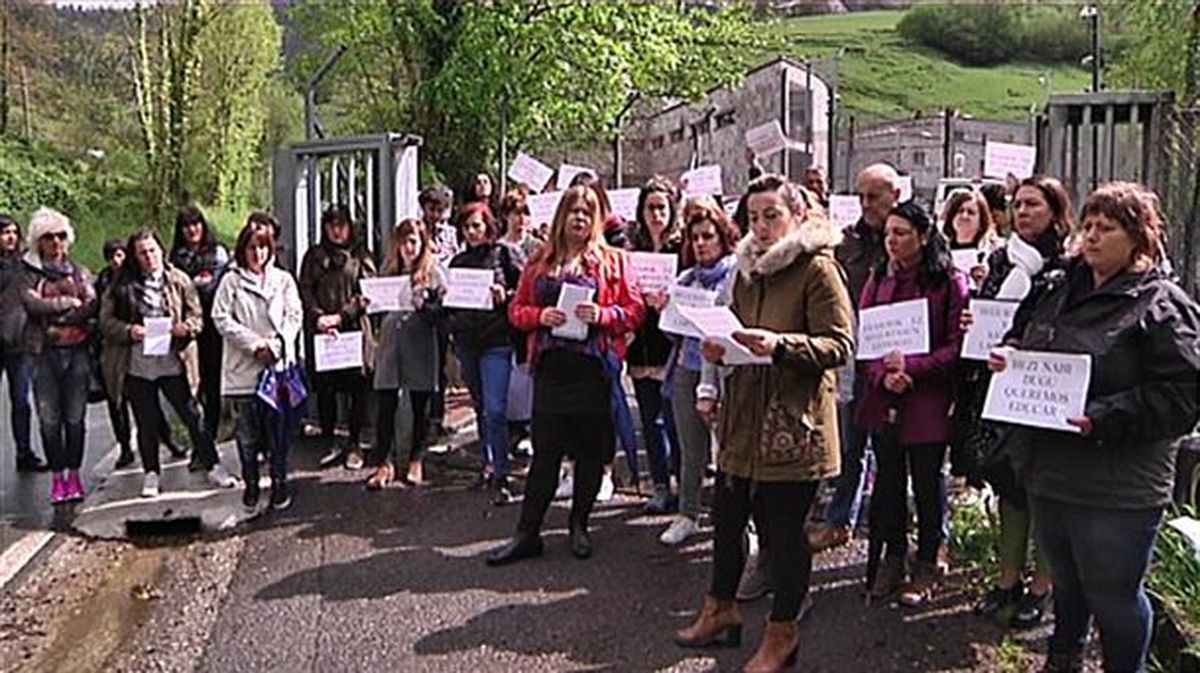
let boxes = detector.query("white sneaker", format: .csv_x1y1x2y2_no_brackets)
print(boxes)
596,472,615,502
659,516,699,546
554,472,574,500
141,472,160,498
206,464,238,489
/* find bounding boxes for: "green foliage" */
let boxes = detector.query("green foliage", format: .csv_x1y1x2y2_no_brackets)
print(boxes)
896,3,1090,68
767,11,1091,121
1148,510,1200,639
947,493,999,582
1106,0,1200,102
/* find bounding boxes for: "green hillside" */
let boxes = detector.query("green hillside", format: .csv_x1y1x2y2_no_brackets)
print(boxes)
766,10,1091,121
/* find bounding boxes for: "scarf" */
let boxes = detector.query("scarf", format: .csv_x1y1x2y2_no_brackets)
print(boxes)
676,254,737,372
995,233,1048,300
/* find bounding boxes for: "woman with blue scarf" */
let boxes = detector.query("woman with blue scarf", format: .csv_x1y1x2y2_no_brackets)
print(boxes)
658,197,741,546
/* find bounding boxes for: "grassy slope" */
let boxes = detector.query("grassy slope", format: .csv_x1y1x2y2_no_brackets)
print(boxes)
765,10,1091,121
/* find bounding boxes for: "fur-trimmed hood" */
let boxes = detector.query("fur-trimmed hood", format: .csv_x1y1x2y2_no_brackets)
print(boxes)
735,214,843,279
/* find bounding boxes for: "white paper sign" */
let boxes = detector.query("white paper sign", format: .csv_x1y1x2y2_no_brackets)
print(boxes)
828,195,863,227
528,191,562,226
856,298,930,360
360,276,413,314
508,152,554,193
952,249,984,276
608,188,641,222
659,285,718,338
745,120,789,157
676,305,771,366
680,164,724,198
143,317,172,356
982,350,1092,433
1167,517,1200,563
984,141,1037,180
629,252,679,294
551,283,594,341
444,268,495,310
556,164,594,191
897,175,914,202
313,331,365,372
961,299,1019,361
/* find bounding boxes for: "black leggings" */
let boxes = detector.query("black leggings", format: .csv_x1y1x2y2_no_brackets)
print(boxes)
517,411,613,535
125,374,217,474
196,325,223,440
314,370,367,446
710,474,819,621
871,441,946,564
374,388,432,465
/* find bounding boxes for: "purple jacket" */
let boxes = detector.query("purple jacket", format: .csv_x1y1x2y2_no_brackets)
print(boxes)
856,266,969,446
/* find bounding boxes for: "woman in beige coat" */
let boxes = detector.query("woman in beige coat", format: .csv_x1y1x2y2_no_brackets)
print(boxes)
675,174,854,672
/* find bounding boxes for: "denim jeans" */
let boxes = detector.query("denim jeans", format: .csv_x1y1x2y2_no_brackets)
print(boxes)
632,377,679,488
825,396,869,529
671,368,710,518
1030,496,1163,673
605,354,640,479
32,347,90,472
229,396,289,489
1,349,33,457
456,345,511,478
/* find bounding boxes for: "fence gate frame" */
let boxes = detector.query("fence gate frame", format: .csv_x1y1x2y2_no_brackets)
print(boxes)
272,133,423,272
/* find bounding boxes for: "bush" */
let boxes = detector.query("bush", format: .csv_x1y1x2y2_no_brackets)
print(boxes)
898,3,1091,67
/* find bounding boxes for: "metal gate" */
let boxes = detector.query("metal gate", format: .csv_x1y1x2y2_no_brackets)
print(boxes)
271,133,423,271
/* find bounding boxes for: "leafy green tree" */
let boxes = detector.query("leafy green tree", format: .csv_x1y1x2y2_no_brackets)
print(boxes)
1107,0,1200,103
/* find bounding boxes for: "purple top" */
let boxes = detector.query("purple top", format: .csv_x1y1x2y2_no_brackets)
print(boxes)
856,267,970,446
533,272,600,356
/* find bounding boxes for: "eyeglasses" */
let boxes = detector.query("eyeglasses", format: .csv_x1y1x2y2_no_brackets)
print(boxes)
40,231,68,241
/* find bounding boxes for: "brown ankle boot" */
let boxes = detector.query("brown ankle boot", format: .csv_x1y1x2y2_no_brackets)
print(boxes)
742,619,799,672
674,595,743,648
868,555,907,601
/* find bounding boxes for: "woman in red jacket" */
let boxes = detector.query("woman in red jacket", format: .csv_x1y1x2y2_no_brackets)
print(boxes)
486,183,645,566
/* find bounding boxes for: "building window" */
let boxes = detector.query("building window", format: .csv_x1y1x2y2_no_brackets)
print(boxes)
715,110,736,129
670,128,685,144
913,150,927,167
953,130,966,141
650,135,665,150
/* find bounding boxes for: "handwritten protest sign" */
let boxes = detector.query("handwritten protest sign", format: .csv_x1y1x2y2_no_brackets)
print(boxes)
828,195,863,227
143,317,172,356
608,188,641,222
659,285,718,338
443,268,495,310
897,175,914,202
680,165,723,198
676,305,771,366
360,276,413,314
556,164,594,190
528,191,562,226
984,141,1037,180
856,298,929,360
629,252,678,294
314,331,364,372
982,350,1091,433
508,152,554,193
961,299,1019,361
552,283,594,341
745,120,789,157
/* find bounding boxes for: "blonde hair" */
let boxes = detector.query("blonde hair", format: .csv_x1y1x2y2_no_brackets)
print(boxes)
383,218,435,286
536,184,609,268
27,206,75,249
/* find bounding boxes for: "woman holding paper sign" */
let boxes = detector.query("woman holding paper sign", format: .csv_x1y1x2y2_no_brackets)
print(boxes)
19,207,98,504
857,200,968,607
447,202,523,505
941,189,998,287
627,176,684,514
366,219,447,490
487,183,644,566
992,182,1200,673
101,229,237,499
213,218,304,512
958,175,1073,628
677,175,853,672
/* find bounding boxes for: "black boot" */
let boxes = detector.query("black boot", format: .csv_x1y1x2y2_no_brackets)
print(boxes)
15,452,48,473
486,532,544,566
569,521,593,560
114,446,136,469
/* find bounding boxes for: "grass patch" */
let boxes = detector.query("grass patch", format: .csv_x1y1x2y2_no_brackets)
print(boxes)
1148,509,1200,645
947,491,999,583
762,10,1091,121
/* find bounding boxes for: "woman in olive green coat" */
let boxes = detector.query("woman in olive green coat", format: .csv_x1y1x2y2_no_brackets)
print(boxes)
676,174,854,673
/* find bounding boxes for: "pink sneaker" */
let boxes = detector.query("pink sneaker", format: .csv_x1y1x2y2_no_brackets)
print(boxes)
50,474,69,504
65,472,86,502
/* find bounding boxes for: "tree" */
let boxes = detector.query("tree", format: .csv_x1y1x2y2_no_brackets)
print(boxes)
1107,0,1200,103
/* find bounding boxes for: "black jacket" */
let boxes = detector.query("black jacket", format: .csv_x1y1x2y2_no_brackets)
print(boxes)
834,218,885,311
446,242,521,351
1005,259,1200,510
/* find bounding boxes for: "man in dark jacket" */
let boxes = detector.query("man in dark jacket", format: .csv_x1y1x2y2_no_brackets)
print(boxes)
808,163,899,552
298,204,376,470
0,214,44,471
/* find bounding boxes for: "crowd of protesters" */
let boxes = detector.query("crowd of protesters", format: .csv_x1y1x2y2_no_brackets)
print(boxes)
1,152,1197,673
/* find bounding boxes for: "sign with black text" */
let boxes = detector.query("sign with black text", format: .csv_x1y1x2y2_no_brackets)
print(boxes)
982,350,1091,433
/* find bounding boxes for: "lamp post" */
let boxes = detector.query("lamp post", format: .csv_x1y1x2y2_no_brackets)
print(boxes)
1079,4,1101,92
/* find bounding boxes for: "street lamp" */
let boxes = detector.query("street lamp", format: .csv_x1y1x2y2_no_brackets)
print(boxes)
1079,3,1101,92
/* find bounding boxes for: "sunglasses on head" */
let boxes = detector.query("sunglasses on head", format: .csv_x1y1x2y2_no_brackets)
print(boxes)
41,231,68,241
